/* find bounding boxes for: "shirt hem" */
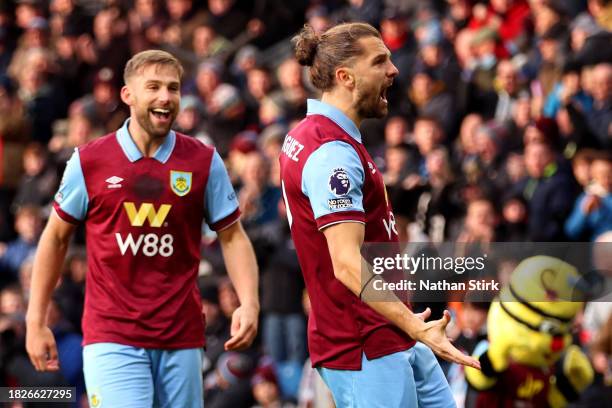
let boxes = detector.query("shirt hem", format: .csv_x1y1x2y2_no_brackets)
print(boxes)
83,337,205,350
313,342,415,371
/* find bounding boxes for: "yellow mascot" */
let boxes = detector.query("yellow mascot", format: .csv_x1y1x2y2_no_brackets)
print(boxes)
465,256,594,407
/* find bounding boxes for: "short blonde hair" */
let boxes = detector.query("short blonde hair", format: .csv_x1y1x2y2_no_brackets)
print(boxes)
123,50,184,83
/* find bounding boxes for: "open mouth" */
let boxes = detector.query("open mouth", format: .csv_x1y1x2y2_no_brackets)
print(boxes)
380,85,390,104
150,108,172,122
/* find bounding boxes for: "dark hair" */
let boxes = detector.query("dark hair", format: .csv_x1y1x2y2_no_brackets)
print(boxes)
590,150,612,164
292,23,381,91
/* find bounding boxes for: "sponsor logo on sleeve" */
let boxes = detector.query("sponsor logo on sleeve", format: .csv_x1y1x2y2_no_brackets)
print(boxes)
328,168,350,197
328,197,353,210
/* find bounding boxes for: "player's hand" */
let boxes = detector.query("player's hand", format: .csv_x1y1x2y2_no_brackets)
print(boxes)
413,310,481,370
224,305,258,351
26,324,60,372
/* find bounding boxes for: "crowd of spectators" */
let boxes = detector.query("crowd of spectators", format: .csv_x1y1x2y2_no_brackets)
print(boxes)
0,0,611,407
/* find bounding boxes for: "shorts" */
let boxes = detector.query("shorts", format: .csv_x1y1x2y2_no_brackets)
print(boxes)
317,342,455,408
83,342,203,408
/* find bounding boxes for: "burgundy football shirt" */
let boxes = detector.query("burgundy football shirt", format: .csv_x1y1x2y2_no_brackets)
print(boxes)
280,99,414,370
53,120,240,349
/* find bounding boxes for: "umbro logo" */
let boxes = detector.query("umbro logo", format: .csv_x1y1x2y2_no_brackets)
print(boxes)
106,176,123,189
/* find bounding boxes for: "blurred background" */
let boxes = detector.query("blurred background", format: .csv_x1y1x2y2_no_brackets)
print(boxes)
0,0,610,407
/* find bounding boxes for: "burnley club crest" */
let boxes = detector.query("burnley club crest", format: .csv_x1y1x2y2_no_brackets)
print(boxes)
170,170,192,196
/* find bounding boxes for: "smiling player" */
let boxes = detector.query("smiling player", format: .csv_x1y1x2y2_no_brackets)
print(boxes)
25,50,259,408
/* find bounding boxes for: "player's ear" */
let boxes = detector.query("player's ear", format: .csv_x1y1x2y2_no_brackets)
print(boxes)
336,67,355,89
120,85,133,106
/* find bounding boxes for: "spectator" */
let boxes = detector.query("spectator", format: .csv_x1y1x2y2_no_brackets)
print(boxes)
207,0,251,41
73,67,129,133
12,143,59,209
81,7,131,84
454,113,484,174
499,193,529,241
305,5,332,36
492,59,529,124
334,0,384,28
49,0,90,38
565,152,612,240
379,9,415,106
415,21,461,95
544,61,593,119
456,198,499,244
12,48,67,144
251,358,297,408
585,63,612,148
163,0,208,50
128,0,168,52
513,141,576,240
273,57,309,123
46,295,86,402
0,205,42,285
48,113,98,166
243,65,273,127
0,76,29,191
204,351,255,408
587,312,612,402
406,115,446,187
467,0,531,57
533,25,567,100
238,151,281,239
571,148,596,189
446,301,490,408
200,279,230,376
402,66,455,135
411,147,464,243
192,23,232,62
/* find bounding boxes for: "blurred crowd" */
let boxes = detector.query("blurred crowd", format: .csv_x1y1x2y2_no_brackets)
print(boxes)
0,0,611,407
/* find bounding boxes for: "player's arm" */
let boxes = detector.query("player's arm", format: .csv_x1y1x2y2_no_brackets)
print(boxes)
217,221,259,351
26,210,75,371
26,148,88,371
323,222,480,369
204,150,259,351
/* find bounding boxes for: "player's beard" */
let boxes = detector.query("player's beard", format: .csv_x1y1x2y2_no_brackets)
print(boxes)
134,105,177,139
355,79,389,120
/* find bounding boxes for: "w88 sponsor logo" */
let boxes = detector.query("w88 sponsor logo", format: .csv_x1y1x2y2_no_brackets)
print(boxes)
116,201,174,257
115,233,174,257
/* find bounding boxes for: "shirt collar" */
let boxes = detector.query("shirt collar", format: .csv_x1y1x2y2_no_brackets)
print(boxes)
306,99,362,143
115,118,176,163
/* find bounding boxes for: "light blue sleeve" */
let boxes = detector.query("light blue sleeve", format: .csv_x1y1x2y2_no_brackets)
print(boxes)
204,150,239,225
564,193,588,239
301,141,365,219
54,149,89,221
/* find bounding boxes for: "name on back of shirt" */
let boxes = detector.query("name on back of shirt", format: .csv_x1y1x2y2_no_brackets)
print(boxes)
281,135,304,162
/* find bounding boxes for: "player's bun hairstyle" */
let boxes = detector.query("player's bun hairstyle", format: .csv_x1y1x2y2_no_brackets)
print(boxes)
292,22,381,91
124,50,184,84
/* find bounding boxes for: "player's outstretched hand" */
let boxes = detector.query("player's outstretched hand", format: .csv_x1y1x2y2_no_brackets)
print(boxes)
415,310,481,370
224,305,258,351
26,324,60,372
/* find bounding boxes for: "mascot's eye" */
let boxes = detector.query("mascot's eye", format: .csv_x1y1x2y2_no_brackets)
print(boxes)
539,319,564,335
